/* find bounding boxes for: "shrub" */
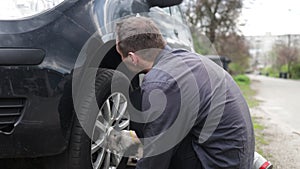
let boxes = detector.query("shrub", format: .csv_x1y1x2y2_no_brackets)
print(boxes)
280,64,288,72
229,63,245,75
260,66,279,78
233,74,250,85
291,63,300,79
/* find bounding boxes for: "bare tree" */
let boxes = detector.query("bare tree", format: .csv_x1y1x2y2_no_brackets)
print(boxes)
183,0,250,74
270,35,300,78
185,0,242,44
215,33,250,73
276,46,299,77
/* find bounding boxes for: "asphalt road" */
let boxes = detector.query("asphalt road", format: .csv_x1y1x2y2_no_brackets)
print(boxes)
249,74,300,132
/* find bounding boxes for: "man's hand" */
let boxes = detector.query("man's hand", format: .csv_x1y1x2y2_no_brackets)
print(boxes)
107,130,141,156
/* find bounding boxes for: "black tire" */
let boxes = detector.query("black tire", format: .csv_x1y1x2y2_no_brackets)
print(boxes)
67,68,130,169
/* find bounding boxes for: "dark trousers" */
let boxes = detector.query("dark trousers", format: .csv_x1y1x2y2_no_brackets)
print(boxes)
168,135,203,169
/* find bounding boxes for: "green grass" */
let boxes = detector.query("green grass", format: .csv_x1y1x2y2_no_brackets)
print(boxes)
252,117,268,145
234,75,259,108
233,74,269,155
253,121,264,130
252,116,269,156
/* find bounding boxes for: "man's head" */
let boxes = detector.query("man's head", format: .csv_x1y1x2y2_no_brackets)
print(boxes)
116,16,166,72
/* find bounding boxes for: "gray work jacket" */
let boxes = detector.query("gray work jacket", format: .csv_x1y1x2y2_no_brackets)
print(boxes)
136,46,254,169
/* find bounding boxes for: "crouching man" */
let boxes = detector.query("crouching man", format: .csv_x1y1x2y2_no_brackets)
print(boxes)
111,16,255,169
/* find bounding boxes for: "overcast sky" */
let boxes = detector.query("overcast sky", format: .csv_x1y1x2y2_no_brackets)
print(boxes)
239,0,300,36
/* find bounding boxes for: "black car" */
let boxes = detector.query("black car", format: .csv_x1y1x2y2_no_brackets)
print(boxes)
0,0,193,168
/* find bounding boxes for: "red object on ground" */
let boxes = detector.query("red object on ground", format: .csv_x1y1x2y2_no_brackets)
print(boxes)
259,161,273,169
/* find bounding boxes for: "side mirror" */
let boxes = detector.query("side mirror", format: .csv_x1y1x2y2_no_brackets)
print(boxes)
146,0,183,8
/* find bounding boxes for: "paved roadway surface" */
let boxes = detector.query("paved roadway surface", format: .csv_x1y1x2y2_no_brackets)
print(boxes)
249,74,300,132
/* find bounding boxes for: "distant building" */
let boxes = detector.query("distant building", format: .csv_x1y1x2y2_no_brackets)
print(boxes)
245,34,300,70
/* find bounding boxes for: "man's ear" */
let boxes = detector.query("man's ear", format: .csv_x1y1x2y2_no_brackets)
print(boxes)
128,52,138,66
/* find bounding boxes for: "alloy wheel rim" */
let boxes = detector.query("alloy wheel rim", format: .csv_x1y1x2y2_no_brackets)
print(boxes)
91,92,129,169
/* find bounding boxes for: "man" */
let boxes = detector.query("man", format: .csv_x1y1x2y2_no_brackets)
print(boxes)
115,16,254,169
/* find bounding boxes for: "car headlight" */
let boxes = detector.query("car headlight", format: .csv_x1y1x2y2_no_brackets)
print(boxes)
0,0,64,20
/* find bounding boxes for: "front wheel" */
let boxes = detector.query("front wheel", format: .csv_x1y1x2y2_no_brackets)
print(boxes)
68,69,130,169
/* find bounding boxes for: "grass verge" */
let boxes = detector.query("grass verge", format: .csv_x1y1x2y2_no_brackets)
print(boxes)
233,74,268,155
252,116,268,155
234,74,259,108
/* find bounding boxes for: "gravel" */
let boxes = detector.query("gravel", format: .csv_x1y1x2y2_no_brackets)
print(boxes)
251,107,300,169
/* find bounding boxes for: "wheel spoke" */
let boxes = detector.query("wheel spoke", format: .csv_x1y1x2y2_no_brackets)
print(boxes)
116,119,130,130
114,102,129,130
93,149,106,169
111,94,120,120
111,153,122,167
95,119,107,132
92,119,106,144
115,102,127,121
103,151,111,169
114,104,127,130
103,100,112,121
91,139,104,154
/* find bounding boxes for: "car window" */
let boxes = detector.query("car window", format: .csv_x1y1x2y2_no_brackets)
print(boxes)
162,7,171,15
149,6,171,16
170,6,184,24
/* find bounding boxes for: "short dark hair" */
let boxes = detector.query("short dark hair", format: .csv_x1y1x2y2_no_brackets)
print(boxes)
116,16,166,59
